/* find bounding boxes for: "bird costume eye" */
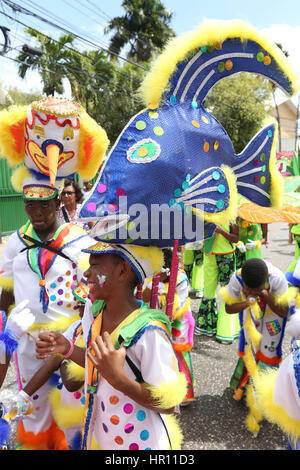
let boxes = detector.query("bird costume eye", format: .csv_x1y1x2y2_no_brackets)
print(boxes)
34,124,45,140
127,138,161,164
63,125,74,140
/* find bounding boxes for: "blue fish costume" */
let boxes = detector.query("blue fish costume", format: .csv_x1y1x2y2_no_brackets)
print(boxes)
79,20,299,248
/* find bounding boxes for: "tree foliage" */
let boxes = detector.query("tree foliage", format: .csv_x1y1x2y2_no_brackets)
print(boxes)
105,0,175,62
204,73,273,153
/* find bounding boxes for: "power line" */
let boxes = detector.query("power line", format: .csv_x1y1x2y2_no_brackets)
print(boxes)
0,9,144,86
2,0,147,70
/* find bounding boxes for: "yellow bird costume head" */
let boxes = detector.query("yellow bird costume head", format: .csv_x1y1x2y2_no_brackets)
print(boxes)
0,97,109,199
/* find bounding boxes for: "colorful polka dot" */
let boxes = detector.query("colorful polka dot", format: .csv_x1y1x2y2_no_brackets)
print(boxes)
86,202,96,212
191,120,200,128
110,396,119,405
57,289,64,295
212,171,220,180
127,221,135,231
124,423,134,433
136,410,146,421
57,300,63,306
97,184,107,193
216,199,225,209
108,204,117,213
256,52,264,62
137,146,148,157
170,95,176,104
124,403,133,414
153,126,164,136
260,176,266,184
218,184,226,194
66,271,71,276
74,391,81,399
148,102,158,110
201,116,209,124
50,295,56,301
110,415,120,425
254,176,259,183
148,111,158,119
214,140,219,150
140,430,149,441
174,188,182,197
268,130,273,138
50,283,56,289
264,56,271,66
129,443,139,450
225,60,233,70
33,394,39,400
203,142,209,152
102,423,108,433
136,120,146,130
57,276,63,282
65,293,70,299
191,101,198,109
116,187,125,196
218,62,225,72
182,181,189,190
260,153,266,162
72,263,76,269
115,436,123,445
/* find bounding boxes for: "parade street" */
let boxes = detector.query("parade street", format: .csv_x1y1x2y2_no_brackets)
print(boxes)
0,221,294,451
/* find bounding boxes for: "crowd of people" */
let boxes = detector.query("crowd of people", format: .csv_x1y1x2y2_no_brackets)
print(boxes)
0,200,300,450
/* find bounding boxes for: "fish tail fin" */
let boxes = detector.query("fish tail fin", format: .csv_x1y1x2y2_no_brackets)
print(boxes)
233,121,282,208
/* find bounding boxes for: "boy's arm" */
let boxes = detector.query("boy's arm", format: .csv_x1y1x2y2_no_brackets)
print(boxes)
36,331,86,368
259,290,289,318
23,355,62,396
87,332,180,414
59,360,84,392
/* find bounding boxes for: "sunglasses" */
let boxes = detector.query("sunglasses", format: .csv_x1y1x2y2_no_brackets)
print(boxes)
61,191,75,196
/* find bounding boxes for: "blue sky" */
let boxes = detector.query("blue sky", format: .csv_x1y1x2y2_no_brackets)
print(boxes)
1,0,300,100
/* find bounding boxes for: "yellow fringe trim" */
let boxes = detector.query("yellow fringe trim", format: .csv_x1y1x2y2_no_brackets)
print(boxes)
254,368,300,443
165,414,184,450
66,336,85,382
129,245,164,276
77,253,90,273
144,372,187,409
10,165,32,193
28,314,81,333
77,112,109,181
192,165,238,226
140,19,300,107
218,286,242,305
48,387,84,430
296,293,300,308
0,106,27,166
172,298,191,321
274,287,298,306
0,275,14,291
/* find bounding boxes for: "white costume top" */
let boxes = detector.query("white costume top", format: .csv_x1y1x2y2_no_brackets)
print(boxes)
81,301,180,450
225,261,288,364
0,223,93,435
273,350,300,422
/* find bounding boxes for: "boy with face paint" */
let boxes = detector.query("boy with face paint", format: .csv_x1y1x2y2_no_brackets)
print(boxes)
36,243,188,450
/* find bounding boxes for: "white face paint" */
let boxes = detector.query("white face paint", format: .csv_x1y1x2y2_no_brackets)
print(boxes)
97,274,107,286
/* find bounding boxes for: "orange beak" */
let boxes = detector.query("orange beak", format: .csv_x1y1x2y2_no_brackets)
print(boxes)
46,144,60,187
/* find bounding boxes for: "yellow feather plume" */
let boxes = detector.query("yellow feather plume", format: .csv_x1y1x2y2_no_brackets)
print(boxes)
77,112,109,181
0,275,14,292
11,165,31,193
129,245,164,275
0,106,27,165
144,372,187,409
48,387,84,429
140,19,300,107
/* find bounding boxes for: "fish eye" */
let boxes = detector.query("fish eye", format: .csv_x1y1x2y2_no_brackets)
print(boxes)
127,138,161,164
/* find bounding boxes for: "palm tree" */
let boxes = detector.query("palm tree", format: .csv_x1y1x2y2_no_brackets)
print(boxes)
17,28,75,96
105,0,175,63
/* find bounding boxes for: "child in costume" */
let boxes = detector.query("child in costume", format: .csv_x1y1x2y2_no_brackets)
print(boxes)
195,223,240,344
0,97,109,450
4,279,89,450
235,218,268,269
286,224,300,276
35,243,187,450
253,301,300,449
220,258,289,434
143,249,195,404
